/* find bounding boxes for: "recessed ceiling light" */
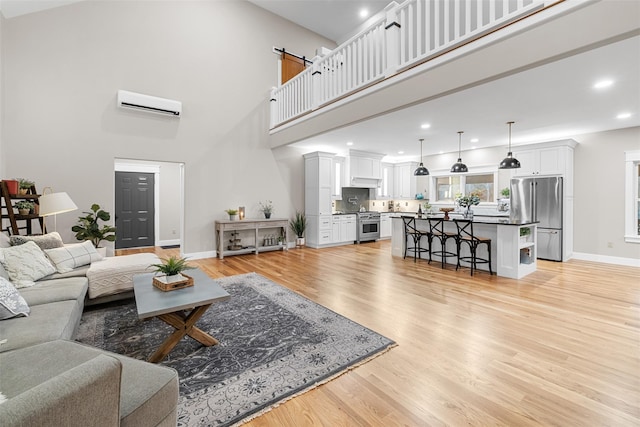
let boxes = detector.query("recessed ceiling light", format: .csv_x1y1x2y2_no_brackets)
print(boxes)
398,151,404,154
421,123,431,129
470,138,479,143
359,9,369,18
594,79,614,89
617,112,632,119
346,141,354,146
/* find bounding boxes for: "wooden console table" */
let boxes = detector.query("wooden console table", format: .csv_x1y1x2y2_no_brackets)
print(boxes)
215,218,289,259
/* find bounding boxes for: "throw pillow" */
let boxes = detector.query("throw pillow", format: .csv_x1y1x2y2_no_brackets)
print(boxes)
0,233,10,248
44,241,103,273
0,276,30,319
0,241,56,288
10,232,64,250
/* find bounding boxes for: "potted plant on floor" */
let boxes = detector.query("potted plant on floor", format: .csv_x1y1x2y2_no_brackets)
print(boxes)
150,256,195,290
289,211,307,247
15,200,34,216
71,204,116,256
225,209,238,221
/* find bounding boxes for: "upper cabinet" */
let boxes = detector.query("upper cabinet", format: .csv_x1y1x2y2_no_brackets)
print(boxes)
331,156,345,200
377,162,394,199
393,162,418,199
346,150,384,188
304,152,334,216
512,140,576,177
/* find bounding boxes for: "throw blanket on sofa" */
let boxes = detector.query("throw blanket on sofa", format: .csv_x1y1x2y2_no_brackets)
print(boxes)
86,253,160,299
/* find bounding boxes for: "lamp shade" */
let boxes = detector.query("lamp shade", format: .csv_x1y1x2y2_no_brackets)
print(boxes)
39,192,78,217
499,153,521,169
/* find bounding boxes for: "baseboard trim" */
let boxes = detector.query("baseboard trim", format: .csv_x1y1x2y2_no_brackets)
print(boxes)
571,252,640,268
158,239,181,247
183,250,217,260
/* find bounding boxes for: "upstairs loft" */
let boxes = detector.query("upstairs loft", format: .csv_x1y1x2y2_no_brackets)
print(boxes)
268,0,640,149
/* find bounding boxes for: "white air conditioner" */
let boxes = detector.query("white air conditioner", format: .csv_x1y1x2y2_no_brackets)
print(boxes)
117,90,182,117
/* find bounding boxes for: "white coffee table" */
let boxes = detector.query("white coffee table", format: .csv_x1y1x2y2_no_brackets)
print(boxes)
133,268,230,363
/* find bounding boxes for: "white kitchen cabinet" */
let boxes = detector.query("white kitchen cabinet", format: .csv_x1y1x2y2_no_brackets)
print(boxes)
305,152,333,216
331,156,345,200
393,162,417,199
378,163,394,198
332,214,357,243
513,145,569,177
380,213,392,239
346,150,384,187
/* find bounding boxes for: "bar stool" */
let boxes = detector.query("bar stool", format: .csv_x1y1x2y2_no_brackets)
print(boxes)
427,217,458,269
453,219,493,276
402,216,429,262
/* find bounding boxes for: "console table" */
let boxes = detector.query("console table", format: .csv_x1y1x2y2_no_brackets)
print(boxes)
215,218,289,259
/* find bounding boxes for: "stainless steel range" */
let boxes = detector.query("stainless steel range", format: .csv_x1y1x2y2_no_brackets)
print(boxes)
356,211,380,243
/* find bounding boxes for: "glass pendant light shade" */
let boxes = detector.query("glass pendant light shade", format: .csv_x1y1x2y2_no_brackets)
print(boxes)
451,131,468,173
499,121,521,169
414,138,429,176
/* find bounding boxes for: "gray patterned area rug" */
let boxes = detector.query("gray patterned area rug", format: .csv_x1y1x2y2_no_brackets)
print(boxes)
76,272,395,427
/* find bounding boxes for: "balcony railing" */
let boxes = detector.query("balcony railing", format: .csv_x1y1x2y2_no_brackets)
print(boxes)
270,0,548,129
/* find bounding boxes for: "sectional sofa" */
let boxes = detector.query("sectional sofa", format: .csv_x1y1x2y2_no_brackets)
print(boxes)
0,233,178,426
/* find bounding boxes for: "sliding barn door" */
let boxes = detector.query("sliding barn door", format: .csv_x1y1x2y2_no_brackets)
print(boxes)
281,52,306,84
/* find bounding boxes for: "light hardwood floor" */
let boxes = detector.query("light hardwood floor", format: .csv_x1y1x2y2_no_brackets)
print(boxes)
119,241,640,426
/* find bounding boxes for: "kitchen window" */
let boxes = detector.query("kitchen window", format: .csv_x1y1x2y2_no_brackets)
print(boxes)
434,172,495,203
624,150,640,243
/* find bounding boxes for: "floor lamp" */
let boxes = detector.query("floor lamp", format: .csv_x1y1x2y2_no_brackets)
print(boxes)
39,188,78,233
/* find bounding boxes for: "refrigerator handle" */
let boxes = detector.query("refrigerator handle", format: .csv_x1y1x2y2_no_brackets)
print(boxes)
531,181,536,222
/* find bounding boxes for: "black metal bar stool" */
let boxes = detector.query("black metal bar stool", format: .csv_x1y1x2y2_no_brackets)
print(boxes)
427,217,458,269
453,219,493,276
402,216,430,262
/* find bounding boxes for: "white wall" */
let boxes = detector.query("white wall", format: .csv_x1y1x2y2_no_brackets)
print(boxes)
2,1,334,254
0,13,4,178
573,127,640,262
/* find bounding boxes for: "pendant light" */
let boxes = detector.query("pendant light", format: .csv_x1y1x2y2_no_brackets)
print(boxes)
414,138,429,176
499,121,521,169
450,131,468,173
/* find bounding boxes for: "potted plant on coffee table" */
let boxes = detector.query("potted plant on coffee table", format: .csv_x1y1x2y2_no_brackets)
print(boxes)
150,256,195,291
71,204,116,256
15,200,34,216
289,211,307,247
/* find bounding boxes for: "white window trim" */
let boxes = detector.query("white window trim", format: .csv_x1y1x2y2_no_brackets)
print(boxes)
429,168,498,205
624,150,640,243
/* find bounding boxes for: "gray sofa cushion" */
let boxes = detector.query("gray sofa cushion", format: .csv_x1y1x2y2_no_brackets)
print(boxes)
0,340,178,427
19,277,88,306
38,265,90,281
0,351,122,427
0,299,83,353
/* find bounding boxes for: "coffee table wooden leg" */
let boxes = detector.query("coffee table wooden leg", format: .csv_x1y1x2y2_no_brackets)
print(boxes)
148,304,217,363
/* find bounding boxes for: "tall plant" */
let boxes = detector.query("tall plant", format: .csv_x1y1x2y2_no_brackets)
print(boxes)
289,211,307,238
72,204,116,248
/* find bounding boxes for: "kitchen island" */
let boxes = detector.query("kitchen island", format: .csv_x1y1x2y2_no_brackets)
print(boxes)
391,215,538,279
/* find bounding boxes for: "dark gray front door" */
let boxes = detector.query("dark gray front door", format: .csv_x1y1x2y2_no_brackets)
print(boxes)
115,171,155,249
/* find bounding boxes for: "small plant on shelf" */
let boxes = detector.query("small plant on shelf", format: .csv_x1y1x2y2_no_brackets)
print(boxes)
500,187,510,198
225,209,238,221
150,256,194,278
259,200,273,218
17,178,34,195
519,227,531,237
15,200,34,215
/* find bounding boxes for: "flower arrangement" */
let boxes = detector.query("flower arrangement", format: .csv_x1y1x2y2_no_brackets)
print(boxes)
455,192,481,208
259,200,273,215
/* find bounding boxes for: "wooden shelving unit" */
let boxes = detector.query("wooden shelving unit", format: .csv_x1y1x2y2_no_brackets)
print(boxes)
0,180,44,235
215,218,289,259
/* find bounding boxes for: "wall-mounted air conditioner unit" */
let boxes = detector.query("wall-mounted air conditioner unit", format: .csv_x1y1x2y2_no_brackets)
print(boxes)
117,90,182,117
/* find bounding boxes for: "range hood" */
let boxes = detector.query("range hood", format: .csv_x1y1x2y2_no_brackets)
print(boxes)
350,176,381,188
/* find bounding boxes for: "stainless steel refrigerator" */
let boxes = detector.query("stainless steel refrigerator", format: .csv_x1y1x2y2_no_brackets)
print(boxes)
510,176,563,261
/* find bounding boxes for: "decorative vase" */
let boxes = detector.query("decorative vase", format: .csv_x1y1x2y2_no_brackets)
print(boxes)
463,206,473,219
229,214,238,221
264,212,271,219
18,208,29,215
18,188,28,195
296,237,305,247
4,180,18,195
